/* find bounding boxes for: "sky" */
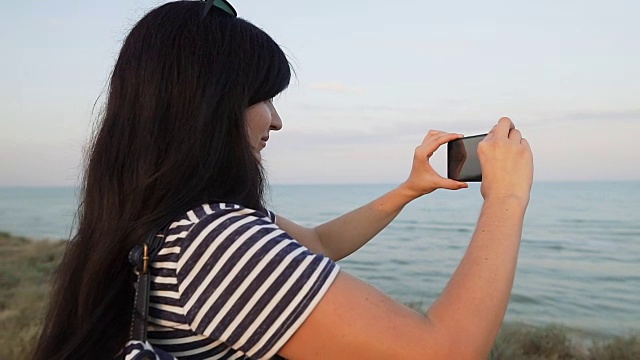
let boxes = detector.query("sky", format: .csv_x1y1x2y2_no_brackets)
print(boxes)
1,0,639,186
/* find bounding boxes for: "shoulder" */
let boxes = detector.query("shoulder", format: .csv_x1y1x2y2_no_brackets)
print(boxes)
162,203,275,243
166,203,340,358
171,203,308,278
180,202,277,245
172,203,275,229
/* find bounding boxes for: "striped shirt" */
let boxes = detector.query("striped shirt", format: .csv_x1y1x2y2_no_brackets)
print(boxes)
147,203,340,359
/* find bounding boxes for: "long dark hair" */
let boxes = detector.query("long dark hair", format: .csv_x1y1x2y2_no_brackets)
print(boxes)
33,2,291,358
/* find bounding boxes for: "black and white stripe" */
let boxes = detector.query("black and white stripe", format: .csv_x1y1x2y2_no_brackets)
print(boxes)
147,203,339,359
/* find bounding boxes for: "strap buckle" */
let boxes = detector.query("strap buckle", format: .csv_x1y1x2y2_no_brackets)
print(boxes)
128,234,165,274
141,244,149,274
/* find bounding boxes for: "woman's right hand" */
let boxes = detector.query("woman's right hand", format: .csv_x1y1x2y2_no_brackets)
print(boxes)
478,117,534,204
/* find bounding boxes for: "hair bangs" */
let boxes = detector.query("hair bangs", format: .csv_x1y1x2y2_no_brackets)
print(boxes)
246,27,291,105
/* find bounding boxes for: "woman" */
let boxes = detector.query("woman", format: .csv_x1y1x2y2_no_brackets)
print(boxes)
34,1,533,359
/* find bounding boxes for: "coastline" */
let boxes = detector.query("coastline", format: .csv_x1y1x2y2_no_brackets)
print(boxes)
0,231,638,359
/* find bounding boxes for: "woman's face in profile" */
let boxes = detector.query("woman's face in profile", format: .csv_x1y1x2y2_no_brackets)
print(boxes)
244,99,282,160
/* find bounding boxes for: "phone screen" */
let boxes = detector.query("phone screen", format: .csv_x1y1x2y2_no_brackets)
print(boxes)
447,133,487,182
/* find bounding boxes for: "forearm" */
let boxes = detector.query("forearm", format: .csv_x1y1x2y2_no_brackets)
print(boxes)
314,184,418,261
426,196,527,358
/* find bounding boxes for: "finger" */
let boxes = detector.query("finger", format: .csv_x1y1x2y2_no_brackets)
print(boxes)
440,178,469,190
421,130,447,145
485,125,497,140
509,128,522,142
484,131,495,141
421,132,464,155
494,117,515,138
521,137,531,150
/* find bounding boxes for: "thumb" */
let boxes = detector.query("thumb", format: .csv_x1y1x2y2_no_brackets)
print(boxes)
440,178,469,190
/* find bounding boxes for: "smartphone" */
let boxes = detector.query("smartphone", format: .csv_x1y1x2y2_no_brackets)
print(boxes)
447,133,487,182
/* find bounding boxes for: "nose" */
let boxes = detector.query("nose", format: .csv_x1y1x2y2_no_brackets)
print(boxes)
269,103,283,131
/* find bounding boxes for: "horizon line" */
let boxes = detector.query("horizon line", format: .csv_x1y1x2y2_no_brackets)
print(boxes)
0,179,639,189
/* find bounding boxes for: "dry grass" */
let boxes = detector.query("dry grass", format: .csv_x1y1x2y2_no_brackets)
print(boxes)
490,323,639,360
588,334,640,360
1,232,638,359
0,231,67,360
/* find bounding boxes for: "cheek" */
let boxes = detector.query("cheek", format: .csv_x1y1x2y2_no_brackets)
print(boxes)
253,112,271,132
245,107,271,140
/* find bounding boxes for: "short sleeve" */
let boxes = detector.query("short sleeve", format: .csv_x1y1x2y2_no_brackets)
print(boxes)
176,206,339,359
267,209,277,223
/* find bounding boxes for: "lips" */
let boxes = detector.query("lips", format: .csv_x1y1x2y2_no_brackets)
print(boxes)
259,136,269,148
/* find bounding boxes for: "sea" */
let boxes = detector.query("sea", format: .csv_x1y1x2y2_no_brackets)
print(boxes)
1,182,638,337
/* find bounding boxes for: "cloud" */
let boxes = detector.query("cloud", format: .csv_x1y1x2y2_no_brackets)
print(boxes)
510,109,640,125
288,101,640,130
561,109,640,122
269,122,455,149
309,82,363,94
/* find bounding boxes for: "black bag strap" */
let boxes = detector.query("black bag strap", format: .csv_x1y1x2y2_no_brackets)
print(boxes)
128,229,168,342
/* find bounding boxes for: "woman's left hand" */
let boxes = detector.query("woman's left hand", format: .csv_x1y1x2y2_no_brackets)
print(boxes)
400,130,468,198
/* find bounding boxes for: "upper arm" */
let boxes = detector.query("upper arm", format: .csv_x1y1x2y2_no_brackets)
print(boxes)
275,215,325,256
277,270,464,360
273,216,473,358
269,216,457,358
176,206,343,359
